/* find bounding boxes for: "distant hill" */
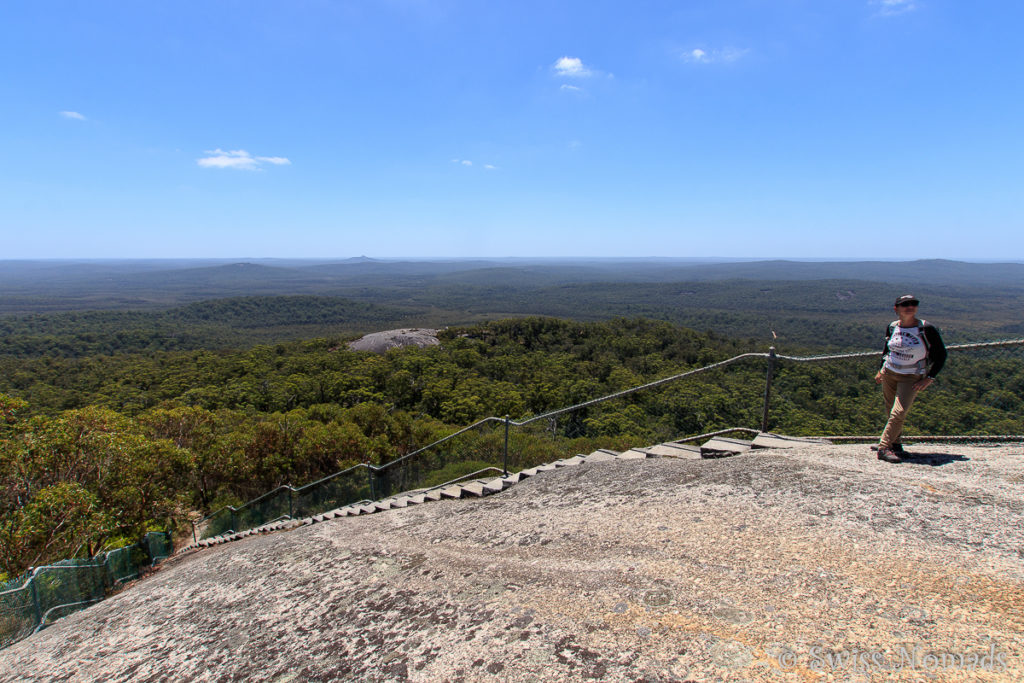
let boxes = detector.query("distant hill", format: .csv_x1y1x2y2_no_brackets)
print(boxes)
0,296,418,356
1,258,1022,349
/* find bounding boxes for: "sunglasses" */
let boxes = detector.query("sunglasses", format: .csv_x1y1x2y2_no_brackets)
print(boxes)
897,302,918,308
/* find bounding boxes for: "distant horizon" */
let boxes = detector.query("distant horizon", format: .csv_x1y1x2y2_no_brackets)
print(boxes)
3,256,1024,265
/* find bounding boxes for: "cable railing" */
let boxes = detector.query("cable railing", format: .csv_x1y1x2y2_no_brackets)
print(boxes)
192,337,1024,542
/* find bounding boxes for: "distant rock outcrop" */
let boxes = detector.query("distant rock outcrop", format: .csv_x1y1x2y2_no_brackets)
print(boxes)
347,328,440,354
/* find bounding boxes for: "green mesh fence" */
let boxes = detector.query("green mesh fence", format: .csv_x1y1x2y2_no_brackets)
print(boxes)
201,507,236,539
144,530,174,564
236,487,292,532
33,561,107,627
0,573,36,650
292,466,371,519
0,531,172,651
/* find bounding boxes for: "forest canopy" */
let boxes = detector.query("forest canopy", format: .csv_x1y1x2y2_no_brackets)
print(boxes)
2,314,1022,580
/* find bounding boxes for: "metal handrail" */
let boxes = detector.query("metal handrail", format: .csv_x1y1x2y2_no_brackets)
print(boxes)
191,337,1024,541
35,599,104,633
514,352,770,426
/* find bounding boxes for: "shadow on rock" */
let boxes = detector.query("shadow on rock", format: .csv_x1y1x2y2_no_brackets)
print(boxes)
901,451,970,466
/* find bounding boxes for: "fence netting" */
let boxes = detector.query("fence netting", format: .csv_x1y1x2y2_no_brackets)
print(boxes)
0,531,171,650
293,466,372,520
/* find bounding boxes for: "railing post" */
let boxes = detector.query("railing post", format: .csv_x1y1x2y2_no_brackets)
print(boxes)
229,508,237,534
367,465,376,500
288,488,294,520
29,570,43,629
761,346,777,433
503,415,510,476
191,520,197,545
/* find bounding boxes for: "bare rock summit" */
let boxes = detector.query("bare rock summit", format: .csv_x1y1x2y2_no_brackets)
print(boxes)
348,328,440,354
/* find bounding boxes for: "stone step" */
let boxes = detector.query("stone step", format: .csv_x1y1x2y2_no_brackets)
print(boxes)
439,485,465,499
617,448,655,460
751,432,831,449
700,437,753,458
558,455,587,466
645,443,702,459
460,482,487,497
583,450,618,463
482,478,510,494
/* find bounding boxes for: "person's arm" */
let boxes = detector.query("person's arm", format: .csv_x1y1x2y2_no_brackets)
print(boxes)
923,324,947,378
875,324,893,383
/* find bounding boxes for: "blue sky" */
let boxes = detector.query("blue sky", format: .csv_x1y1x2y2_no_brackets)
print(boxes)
2,1,1022,259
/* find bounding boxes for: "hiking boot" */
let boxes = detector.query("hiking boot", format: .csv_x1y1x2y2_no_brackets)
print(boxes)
876,447,902,463
891,442,905,454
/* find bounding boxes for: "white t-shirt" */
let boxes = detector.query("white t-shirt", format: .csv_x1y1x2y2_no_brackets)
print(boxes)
884,324,928,375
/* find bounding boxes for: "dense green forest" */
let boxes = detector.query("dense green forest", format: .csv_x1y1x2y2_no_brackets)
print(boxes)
2,282,1023,359
2,259,1023,579
3,258,1024,350
2,315,1022,581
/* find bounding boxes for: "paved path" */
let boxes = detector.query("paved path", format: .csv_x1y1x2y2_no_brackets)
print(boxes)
2,443,1022,682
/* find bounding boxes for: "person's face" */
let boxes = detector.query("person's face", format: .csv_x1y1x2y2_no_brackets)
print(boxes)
895,302,917,316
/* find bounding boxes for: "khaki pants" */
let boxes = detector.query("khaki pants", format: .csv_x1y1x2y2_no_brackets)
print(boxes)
880,371,923,448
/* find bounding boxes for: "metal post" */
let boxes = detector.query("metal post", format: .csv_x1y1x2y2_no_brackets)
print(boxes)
230,508,237,535
191,520,197,545
367,465,376,500
288,488,294,520
29,570,43,628
761,346,777,433
503,415,510,476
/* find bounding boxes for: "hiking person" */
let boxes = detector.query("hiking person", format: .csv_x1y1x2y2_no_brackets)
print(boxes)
874,295,947,463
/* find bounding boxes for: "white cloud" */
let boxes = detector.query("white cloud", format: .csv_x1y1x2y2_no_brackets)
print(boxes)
874,0,917,16
197,149,291,170
452,158,497,170
683,47,749,64
560,84,582,92
554,56,592,77
60,111,86,120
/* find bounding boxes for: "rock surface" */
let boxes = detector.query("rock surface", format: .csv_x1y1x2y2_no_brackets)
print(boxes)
3,443,1023,682
347,329,440,354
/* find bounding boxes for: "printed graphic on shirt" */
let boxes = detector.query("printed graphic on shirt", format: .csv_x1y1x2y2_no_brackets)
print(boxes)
884,326,928,374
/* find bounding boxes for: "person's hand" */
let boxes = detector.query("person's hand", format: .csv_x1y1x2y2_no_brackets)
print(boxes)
874,370,884,384
914,377,934,391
